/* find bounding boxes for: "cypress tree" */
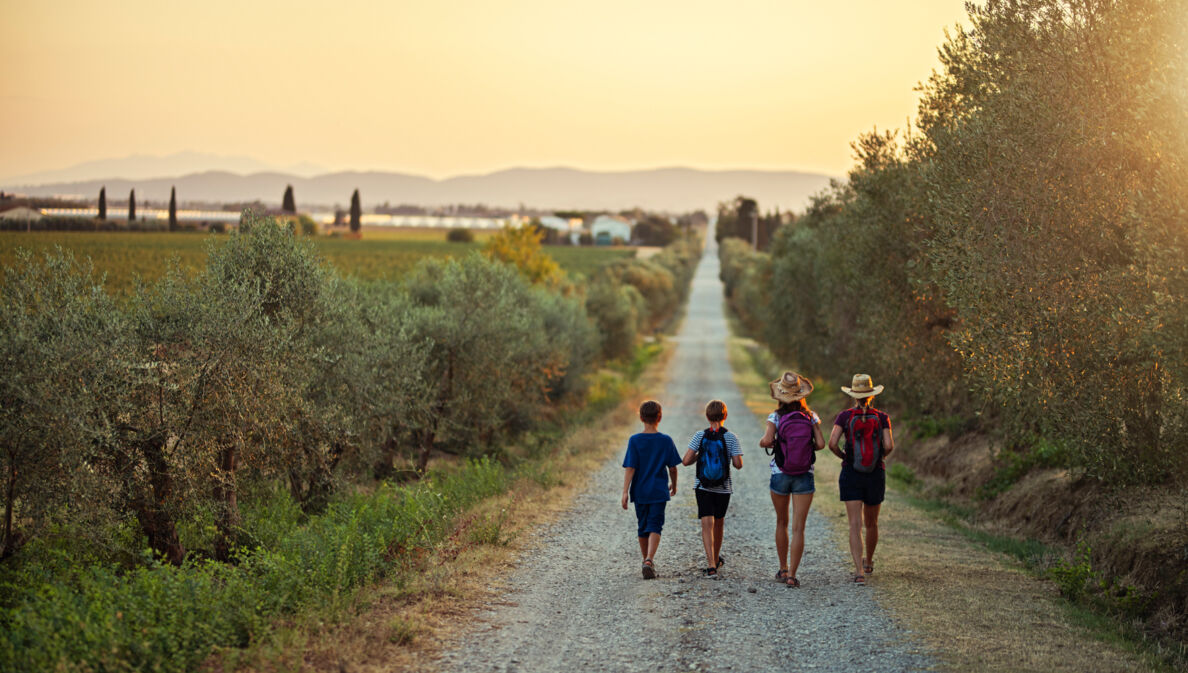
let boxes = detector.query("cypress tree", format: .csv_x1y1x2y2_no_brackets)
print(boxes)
128,189,136,222
349,189,361,233
168,186,178,231
98,187,106,220
282,185,296,213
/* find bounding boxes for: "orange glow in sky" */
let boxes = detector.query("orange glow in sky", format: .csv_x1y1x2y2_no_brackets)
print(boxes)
0,0,968,179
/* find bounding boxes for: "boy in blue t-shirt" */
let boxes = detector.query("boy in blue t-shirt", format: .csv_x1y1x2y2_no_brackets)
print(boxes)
621,400,682,579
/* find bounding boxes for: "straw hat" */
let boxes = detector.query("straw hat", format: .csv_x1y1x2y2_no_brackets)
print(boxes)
769,371,813,403
841,374,884,399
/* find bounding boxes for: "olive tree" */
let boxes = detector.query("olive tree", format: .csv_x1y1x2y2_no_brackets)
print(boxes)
0,251,125,559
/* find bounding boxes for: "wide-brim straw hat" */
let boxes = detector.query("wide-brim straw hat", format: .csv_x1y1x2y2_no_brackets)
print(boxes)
770,371,813,403
841,373,884,399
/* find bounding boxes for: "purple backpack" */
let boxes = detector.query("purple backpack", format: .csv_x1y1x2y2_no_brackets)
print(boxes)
773,411,815,475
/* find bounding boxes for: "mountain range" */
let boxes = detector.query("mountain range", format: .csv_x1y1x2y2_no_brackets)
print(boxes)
3,158,836,213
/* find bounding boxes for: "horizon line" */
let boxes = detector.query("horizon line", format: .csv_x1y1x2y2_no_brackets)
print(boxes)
3,162,842,188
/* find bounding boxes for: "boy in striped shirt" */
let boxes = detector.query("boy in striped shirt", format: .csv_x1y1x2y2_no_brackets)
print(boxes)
682,400,743,577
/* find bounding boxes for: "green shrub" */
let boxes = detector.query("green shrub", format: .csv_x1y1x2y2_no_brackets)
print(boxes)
0,458,509,673
887,463,918,486
977,440,1072,500
446,227,474,243
0,216,700,670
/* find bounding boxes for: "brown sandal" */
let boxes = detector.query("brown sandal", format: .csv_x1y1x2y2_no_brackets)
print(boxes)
863,558,874,575
775,569,789,582
642,559,656,579
786,576,801,588
853,573,866,586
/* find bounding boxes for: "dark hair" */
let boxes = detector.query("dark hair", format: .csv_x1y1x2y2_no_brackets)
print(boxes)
639,400,662,424
705,400,727,422
776,399,810,416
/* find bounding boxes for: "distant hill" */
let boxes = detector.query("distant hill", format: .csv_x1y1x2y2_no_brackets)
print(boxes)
2,166,836,213
4,152,327,185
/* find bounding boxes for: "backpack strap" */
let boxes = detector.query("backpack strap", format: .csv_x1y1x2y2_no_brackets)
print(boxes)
698,427,715,453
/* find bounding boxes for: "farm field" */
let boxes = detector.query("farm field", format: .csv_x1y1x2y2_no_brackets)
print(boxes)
0,230,636,292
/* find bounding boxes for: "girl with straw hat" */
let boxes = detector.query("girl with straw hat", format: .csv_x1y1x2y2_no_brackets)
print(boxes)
758,371,824,587
827,374,896,586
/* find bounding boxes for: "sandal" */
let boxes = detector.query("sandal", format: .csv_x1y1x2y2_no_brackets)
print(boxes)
716,556,725,569
642,559,656,579
705,567,718,578
852,573,866,586
863,559,874,575
775,569,789,582
785,576,801,588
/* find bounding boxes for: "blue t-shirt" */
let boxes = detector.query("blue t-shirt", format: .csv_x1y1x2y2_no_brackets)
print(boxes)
622,432,682,504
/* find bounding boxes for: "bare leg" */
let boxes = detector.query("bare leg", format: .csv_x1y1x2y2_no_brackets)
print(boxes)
638,536,648,559
700,516,716,568
771,492,791,571
863,503,881,567
787,493,814,579
646,532,661,561
844,500,865,577
712,518,725,565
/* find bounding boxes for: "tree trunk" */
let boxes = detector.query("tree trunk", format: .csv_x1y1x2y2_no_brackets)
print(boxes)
213,443,239,562
373,431,399,480
2,458,17,559
416,357,453,475
131,434,185,565
417,427,435,474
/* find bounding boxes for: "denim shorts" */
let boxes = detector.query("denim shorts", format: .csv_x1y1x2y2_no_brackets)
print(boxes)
634,501,666,537
770,471,815,495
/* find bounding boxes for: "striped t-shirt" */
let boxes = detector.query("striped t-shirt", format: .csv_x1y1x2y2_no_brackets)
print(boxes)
687,429,743,494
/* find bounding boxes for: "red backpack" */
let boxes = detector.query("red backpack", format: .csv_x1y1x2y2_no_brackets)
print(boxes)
845,406,884,473
772,411,815,476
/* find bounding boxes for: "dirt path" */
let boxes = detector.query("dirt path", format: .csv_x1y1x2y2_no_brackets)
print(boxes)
435,236,934,673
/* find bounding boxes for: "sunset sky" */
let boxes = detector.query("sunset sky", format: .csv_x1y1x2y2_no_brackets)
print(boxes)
1,0,968,181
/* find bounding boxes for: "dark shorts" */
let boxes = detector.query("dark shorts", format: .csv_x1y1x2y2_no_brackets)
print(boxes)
839,466,885,506
634,501,667,537
694,489,731,519
770,471,815,496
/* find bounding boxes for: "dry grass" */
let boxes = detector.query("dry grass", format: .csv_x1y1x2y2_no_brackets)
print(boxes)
213,347,675,673
724,332,1159,673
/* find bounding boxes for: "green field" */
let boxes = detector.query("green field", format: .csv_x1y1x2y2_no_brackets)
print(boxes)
0,231,636,292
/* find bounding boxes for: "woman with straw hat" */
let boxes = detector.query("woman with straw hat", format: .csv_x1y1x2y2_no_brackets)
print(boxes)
827,374,895,586
758,371,824,587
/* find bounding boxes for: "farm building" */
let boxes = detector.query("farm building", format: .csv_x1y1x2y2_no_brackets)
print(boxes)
0,205,43,222
590,215,633,245
537,215,585,244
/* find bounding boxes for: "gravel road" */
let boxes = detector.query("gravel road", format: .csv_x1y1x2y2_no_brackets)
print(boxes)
436,236,934,673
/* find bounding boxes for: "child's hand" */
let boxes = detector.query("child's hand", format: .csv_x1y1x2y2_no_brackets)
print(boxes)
621,492,628,510
669,483,677,497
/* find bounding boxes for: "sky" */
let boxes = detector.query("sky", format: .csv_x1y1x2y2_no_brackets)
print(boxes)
0,0,969,180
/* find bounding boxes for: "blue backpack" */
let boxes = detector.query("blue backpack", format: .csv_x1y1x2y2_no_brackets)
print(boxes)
697,427,730,488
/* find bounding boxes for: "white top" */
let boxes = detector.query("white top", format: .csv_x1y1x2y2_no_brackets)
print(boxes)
767,411,821,475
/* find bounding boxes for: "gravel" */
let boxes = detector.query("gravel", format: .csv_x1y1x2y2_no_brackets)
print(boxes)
435,237,935,673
